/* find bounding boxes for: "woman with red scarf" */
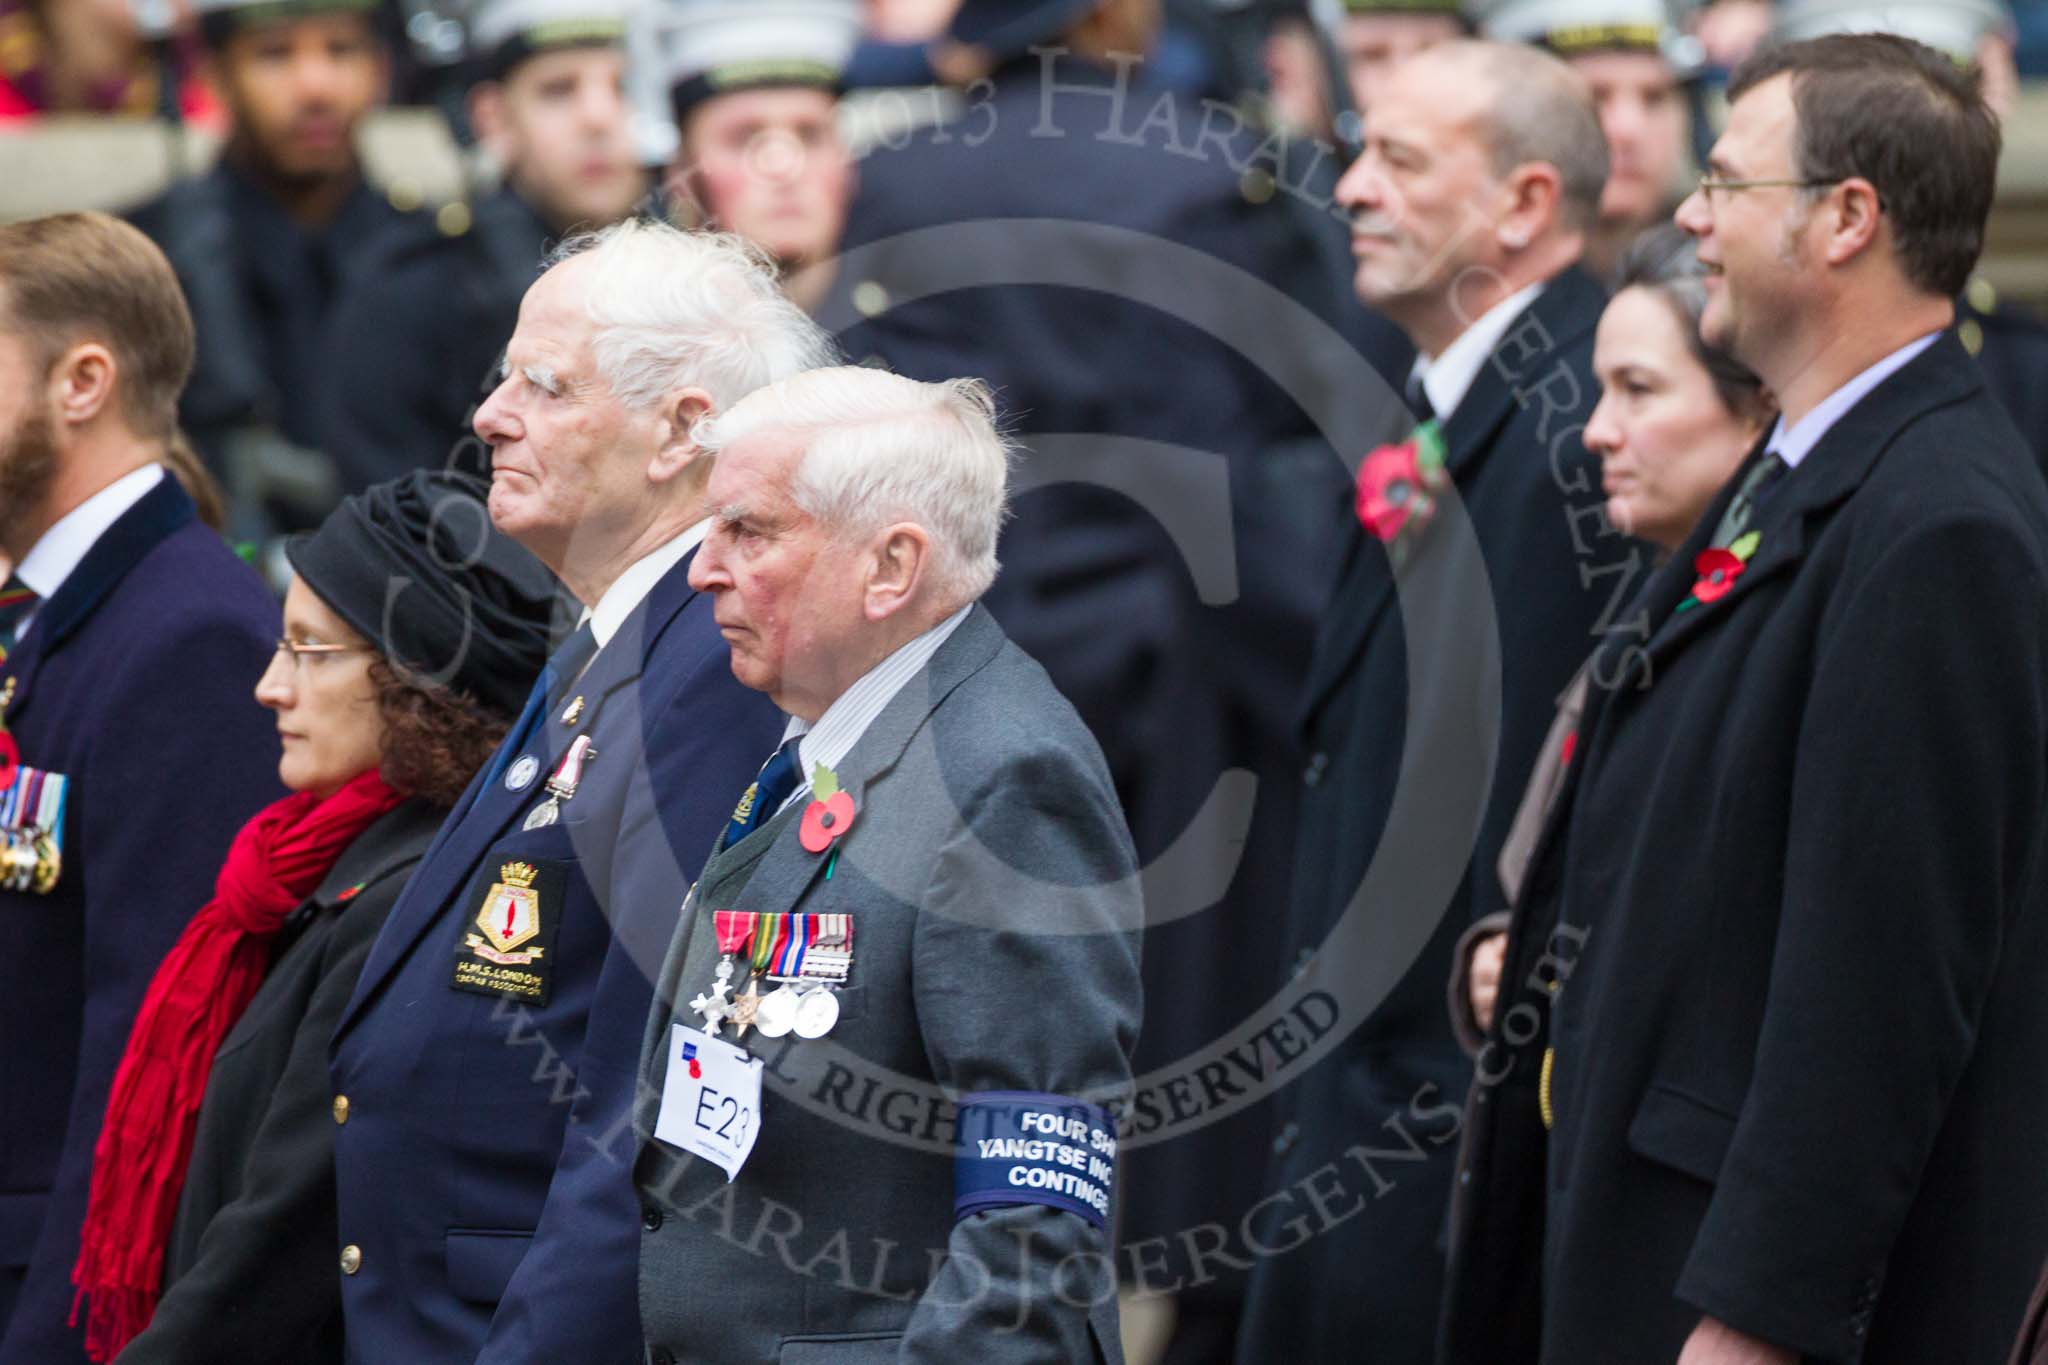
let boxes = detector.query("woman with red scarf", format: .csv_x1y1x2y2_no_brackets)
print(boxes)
70,471,556,1365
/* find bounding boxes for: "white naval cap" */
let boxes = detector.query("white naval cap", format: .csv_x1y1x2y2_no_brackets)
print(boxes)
467,0,634,78
625,0,858,165
1770,0,2012,59
1480,0,1702,71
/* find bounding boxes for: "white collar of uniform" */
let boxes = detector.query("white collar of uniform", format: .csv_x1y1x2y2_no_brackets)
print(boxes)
1762,330,1942,470
582,517,711,649
1410,279,1549,424
13,463,165,625
773,602,974,813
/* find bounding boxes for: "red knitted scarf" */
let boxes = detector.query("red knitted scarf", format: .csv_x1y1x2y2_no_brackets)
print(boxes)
69,769,405,1361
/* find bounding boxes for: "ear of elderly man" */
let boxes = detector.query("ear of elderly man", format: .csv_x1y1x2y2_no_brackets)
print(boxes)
325,218,1142,1364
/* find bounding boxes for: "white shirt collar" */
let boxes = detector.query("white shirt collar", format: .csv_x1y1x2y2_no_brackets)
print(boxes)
1765,331,1943,470
12,464,165,635
772,603,974,813
1409,280,1549,423
583,518,711,649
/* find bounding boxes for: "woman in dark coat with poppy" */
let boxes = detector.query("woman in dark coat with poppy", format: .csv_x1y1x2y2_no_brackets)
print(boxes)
69,471,556,1365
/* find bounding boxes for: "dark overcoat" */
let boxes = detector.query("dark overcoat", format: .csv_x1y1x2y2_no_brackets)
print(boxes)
118,799,443,1364
1444,333,2048,1365
1238,268,1648,1365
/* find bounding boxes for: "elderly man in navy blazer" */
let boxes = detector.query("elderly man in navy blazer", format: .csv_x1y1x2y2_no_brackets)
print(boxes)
0,214,281,1365
632,368,1143,1365
327,220,825,1364
1448,34,2048,1365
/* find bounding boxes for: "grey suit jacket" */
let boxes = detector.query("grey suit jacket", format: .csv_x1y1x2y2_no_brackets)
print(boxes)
633,604,1142,1365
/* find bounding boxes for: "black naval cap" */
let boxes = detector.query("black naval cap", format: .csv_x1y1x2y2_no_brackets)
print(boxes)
948,0,1103,59
468,0,632,83
286,471,558,719
190,0,382,48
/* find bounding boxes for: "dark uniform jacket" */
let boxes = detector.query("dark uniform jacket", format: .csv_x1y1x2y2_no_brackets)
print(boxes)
1237,268,1646,1365
128,160,419,507
1447,332,2048,1364
1959,279,2048,477
0,476,281,1365
327,546,781,1365
119,799,443,1365
633,604,1143,1365
320,188,555,495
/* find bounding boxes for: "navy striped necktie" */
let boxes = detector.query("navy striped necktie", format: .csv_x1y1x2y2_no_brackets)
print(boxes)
0,576,38,666
725,739,805,850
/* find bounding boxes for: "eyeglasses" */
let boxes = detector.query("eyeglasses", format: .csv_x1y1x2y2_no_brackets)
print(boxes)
1693,176,1846,204
274,638,372,667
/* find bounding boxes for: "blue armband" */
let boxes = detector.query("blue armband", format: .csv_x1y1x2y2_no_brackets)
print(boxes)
953,1091,1117,1230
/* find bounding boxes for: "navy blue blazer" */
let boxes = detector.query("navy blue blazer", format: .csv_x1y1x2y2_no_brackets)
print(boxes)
0,476,281,1365
326,545,783,1365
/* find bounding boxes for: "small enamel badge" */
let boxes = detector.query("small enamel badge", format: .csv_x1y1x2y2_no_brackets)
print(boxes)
504,754,540,792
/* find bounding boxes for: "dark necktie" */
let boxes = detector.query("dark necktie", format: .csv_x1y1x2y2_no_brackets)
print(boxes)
1710,453,1790,549
482,622,598,791
1404,370,1436,426
0,576,38,667
724,738,805,850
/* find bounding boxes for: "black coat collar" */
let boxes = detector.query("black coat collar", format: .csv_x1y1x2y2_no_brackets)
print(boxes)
1614,329,1982,687
1299,266,1607,729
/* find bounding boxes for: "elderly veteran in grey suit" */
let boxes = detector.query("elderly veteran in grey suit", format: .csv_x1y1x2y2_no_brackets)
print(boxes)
632,366,1143,1365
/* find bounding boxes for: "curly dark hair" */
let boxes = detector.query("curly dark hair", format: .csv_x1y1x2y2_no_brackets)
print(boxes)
369,658,515,808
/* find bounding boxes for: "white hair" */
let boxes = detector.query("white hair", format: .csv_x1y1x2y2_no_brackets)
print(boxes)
700,367,1012,602
543,218,836,411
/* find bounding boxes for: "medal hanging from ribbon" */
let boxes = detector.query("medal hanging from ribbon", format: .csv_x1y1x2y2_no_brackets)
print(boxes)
793,914,851,1039
523,734,595,830
730,913,787,1039
691,909,757,1033
753,913,812,1039
0,691,67,896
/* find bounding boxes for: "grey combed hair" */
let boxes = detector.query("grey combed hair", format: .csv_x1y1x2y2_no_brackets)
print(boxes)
1438,40,1610,233
543,218,837,411
701,368,1012,603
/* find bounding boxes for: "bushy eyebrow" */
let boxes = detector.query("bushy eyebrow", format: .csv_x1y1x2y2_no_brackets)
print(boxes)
712,502,752,527
523,363,562,396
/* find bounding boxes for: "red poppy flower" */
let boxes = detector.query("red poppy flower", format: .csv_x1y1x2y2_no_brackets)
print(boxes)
800,790,857,853
1690,547,1747,604
1356,441,1426,542
0,731,16,792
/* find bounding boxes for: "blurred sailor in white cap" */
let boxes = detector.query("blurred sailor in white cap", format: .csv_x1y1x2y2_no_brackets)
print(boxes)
649,0,859,313
1328,0,1473,117
1485,0,1699,278
320,0,646,491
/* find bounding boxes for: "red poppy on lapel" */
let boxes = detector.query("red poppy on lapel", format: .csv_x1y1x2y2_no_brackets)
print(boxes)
799,761,857,854
1355,421,1449,568
1690,547,1747,604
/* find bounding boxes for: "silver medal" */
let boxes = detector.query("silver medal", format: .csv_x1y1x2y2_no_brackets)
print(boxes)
793,987,840,1039
522,798,560,830
755,985,801,1038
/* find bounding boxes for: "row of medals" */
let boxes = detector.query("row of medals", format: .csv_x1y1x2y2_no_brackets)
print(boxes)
0,827,57,894
521,715,847,1040
717,954,844,1040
